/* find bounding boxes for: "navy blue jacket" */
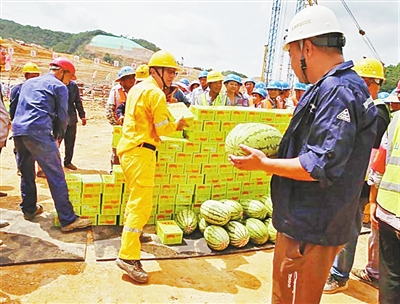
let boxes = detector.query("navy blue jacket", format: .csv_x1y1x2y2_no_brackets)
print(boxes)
271,61,378,246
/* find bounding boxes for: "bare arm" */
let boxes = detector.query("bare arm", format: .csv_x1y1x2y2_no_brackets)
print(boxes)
229,144,315,181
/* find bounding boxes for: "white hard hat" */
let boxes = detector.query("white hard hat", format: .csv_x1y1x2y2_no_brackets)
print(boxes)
283,5,343,51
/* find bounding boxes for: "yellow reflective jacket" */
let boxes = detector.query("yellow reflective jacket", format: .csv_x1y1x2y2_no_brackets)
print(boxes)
117,77,177,156
377,111,400,216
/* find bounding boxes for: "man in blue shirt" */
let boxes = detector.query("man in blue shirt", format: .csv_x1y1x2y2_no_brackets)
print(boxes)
228,6,377,303
12,57,91,232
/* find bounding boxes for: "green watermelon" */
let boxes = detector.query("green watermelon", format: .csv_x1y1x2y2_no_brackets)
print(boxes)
225,123,282,156
199,217,210,234
259,195,273,218
221,199,243,221
204,225,230,251
240,199,268,220
245,218,269,245
174,209,198,235
224,221,250,248
200,200,231,226
264,218,277,243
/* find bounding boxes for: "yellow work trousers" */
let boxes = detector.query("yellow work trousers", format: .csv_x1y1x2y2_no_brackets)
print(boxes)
118,147,156,260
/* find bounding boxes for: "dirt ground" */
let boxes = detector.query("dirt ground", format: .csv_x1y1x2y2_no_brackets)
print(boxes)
0,100,378,304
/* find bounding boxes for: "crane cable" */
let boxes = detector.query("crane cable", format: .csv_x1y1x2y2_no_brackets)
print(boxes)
340,0,382,62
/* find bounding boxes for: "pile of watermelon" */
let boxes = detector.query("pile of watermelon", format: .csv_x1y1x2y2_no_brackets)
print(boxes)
174,196,277,251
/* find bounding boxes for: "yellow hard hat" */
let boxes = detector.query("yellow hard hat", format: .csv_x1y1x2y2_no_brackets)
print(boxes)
353,58,385,80
148,50,182,71
135,64,149,80
22,62,41,74
206,70,224,83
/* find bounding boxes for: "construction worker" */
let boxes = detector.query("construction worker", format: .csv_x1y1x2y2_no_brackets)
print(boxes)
279,81,291,108
187,80,200,103
10,62,42,176
224,74,249,106
115,50,189,284
171,78,190,106
195,70,227,106
387,79,400,113
12,57,92,232
265,80,283,109
367,110,400,303
135,64,149,84
228,5,377,303
106,66,136,173
243,78,256,100
175,78,190,95
190,70,209,105
288,82,306,108
0,81,10,198
251,87,268,108
324,57,390,293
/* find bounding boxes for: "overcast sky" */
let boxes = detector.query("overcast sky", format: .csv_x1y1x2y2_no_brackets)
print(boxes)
1,0,399,79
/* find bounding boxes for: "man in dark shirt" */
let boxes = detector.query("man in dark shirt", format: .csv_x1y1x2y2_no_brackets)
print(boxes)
61,81,86,170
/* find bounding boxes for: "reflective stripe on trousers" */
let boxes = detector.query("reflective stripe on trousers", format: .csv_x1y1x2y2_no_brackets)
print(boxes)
118,147,155,260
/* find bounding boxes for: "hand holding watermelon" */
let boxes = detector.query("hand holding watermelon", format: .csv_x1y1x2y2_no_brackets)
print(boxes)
228,144,267,171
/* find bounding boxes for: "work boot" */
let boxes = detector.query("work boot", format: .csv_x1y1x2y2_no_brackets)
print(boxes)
61,217,92,232
64,163,78,170
115,258,149,283
23,204,44,220
140,232,153,243
323,274,348,294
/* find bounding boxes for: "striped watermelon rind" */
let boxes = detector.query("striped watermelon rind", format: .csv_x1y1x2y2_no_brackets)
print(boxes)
224,221,250,248
199,217,210,234
245,218,269,245
204,225,230,251
240,199,268,220
175,209,198,235
259,195,273,218
200,200,231,226
221,199,244,221
264,218,277,243
225,123,282,157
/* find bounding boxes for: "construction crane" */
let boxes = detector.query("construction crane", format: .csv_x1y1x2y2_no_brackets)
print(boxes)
262,0,318,84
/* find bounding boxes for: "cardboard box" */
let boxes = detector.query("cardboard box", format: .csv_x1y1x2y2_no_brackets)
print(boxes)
203,120,221,132
81,193,101,205
175,152,193,163
69,193,82,206
155,213,173,221
98,215,118,225
158,194,176,205
175,194,193,205
155,162,167,174
184,163,201,174
154,173,170,184
185,119,203,131
174,204,191,215
204,174,220,184
167,102,195,126
220,121,237,132
209,153,226,164
226,181,242,192
195,184,212,196
112,165,125,183
169,174,187,184
201,164,218,175
231,109,247,121
157,204,175,216
200,142,218,153
102,193,121,205
157,151,176,163
177,184,195,195
163,138,185,152
183,141,201,153
216,142,226,153
156,220,183,245
101,203,120,215
101,175,122,194
80,215,97,225
190,105,216,121
192,153,209,164
186,174,204,185
214,107,232,121
166,163,184,174
218,163,233,174
65,173,82,193
235,171,251,181
208,131,225,142
112,126,123,148
184,130,209,142
81,203,100,215
160,184,177,195
211,183,227,195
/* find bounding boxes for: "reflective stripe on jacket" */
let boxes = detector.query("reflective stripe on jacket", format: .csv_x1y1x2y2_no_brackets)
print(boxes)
377,111,400,217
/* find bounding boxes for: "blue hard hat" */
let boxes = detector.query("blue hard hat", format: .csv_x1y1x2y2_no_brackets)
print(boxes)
280,81,290,90
198,70,208,79
305,84,313,91
244,78,256,85
294,82,307,91
252,88,267,99
179,78,190,86
378,92,390,100
224,74,242,85
266,80,282,90
115,66,136,81
255,82,266,90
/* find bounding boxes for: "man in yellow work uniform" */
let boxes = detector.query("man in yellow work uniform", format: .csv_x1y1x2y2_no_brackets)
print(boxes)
115,50,188,284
